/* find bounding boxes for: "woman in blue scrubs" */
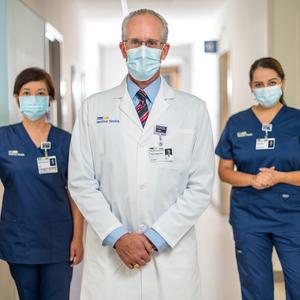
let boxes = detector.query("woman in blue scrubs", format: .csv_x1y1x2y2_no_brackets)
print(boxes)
216,57,300,300
0,67,84,300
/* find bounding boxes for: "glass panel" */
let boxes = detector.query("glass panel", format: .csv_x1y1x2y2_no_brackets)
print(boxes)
0,0,9,126
6,0,45,123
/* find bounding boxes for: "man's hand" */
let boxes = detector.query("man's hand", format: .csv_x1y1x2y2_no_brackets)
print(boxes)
115,233,154,269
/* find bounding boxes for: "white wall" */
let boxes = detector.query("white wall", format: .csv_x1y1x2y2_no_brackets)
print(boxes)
217,0,268,114
211,0,269,210
22,0,102,131
99,46,127,91
7,0,45,124
0,0,9,126
0,1,45,298
267,0,300,273
268,0,300,108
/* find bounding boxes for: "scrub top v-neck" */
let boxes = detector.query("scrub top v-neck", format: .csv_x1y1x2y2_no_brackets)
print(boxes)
216,106,300,233
0,123,73,264
20,121,53,150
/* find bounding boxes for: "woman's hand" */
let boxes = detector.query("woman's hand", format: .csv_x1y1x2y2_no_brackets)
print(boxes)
67,194,84,267
250,167,277,189
218,159,285,188
259,167,282,187
70,238,84,266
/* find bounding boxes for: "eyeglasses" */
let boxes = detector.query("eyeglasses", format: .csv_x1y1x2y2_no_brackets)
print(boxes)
124,38,164,49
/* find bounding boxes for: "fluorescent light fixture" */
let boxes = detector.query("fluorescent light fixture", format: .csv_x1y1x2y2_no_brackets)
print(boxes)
45,22,63,42
60,80,67,97
45,30,55,42
121,0,128,17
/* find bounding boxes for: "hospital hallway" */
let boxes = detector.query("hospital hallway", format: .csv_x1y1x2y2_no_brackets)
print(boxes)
1,0,300,299
196,205,285,300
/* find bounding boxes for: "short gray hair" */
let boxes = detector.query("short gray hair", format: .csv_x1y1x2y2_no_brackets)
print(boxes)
121,9,169,43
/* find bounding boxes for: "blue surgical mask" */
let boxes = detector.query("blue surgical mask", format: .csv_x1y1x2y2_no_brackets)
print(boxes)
253,85,282,108
19,96,49,121
126,45,162,81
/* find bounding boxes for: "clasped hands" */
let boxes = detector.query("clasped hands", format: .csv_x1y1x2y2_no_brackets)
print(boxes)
114,233,155,270
250,166,282,190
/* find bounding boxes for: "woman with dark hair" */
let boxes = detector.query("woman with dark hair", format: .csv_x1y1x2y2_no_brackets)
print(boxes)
216,57,300,300
0,67,84,300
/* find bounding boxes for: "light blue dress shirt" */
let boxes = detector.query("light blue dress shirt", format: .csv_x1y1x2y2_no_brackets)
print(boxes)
102,76,169,252
127,76,161,111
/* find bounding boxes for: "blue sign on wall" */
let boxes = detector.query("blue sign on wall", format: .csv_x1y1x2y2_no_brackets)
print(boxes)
204,40,218,53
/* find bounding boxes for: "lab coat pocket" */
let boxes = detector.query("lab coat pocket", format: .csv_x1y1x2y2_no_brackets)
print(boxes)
158,128,194,170
0,220,27,259
85,225,124,273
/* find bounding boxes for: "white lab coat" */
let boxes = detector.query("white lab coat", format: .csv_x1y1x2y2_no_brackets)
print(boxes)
68,77,215,300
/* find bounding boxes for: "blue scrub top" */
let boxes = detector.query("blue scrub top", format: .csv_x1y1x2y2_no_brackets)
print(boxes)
216,106,300,232
0,123,73,264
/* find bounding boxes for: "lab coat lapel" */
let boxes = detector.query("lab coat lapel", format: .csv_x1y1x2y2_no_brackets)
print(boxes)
143,77,175,134
117,79,143,131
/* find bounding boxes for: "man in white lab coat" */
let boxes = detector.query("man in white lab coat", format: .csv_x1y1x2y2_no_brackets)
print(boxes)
68,8,215,300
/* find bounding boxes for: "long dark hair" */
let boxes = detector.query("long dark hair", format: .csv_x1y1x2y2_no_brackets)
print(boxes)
249,57,286,106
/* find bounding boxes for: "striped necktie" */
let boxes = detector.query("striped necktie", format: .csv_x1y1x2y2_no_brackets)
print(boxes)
136,89,149,127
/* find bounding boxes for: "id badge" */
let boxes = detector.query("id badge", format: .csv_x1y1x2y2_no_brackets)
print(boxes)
37,156,58,174
255,138,275,150
149,147,174,162
154,125,167,136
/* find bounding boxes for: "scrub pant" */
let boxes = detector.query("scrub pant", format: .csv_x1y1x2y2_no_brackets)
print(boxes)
9,262,73,300
233,231,300,300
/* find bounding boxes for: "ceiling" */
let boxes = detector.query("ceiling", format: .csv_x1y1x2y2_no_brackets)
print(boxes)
77,0,227,45
78,0,226,20
128,0,226,16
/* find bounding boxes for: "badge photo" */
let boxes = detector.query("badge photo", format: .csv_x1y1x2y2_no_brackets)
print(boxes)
165,148,173,161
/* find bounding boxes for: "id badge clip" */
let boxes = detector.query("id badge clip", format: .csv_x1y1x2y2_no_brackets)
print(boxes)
154,125,167,146
262,124,272,139
41,141,51,157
